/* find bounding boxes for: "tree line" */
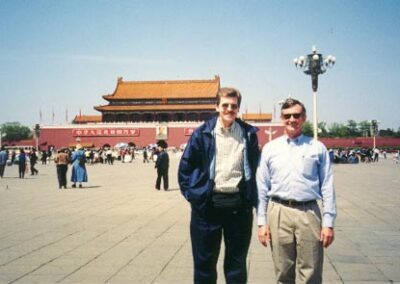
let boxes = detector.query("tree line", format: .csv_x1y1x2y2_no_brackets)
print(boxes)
302,120,400,138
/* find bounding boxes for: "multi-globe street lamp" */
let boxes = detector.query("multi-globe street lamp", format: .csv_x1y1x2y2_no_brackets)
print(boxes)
294,46,336,140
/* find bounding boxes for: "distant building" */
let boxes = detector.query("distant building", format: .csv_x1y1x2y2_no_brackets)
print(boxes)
31,75,282,149
93,76,220,123
241,113,272,123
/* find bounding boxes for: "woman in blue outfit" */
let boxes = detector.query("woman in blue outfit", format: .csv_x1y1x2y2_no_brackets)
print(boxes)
70,145,88,188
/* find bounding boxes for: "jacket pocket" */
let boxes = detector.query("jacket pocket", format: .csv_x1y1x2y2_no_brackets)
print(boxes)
187,169,211,204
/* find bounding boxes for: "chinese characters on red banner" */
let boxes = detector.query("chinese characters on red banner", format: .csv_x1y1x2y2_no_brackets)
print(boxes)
72,128,140,137
184,128,195,136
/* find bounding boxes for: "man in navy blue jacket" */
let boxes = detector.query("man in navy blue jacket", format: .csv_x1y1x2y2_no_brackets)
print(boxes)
178,88,260,284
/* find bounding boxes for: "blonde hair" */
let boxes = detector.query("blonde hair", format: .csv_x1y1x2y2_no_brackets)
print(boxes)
216,87,242,107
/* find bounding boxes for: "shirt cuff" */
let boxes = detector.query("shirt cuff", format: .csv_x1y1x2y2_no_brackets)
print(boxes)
322,213,335,228
257,215,267,226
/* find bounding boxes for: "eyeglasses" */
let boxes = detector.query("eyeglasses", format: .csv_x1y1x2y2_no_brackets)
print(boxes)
282,113,302,119
221,103,238,110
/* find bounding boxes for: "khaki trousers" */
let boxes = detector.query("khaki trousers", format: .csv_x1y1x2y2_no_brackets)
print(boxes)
268,201,323,284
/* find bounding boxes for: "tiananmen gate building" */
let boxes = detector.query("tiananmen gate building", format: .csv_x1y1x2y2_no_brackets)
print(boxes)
36,75,285,150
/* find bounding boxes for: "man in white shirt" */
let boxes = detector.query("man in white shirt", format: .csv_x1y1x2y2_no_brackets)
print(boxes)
257,98,336,283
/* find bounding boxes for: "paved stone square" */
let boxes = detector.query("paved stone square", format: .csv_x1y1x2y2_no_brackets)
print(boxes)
0,154,399,283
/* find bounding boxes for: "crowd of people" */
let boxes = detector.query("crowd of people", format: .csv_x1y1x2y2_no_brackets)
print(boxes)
329,147,399,164
0,143,171,191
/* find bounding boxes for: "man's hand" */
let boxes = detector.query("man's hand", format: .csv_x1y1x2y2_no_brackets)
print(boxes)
320,227,335,248
258,225,270,247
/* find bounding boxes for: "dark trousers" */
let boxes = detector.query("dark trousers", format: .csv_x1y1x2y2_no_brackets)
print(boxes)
57,165,68,188
30,163,38,175
190,205,253,284
155,169,169,190
18,164,26,178
0,164,5,177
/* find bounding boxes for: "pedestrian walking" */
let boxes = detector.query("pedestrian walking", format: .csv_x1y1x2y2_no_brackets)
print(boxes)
70,145,88,188
29,148,39,175
154,141,169,191
0,146,7,178
54,148,70,189
41,151,47,165
18,149,27,179
143,149,149,163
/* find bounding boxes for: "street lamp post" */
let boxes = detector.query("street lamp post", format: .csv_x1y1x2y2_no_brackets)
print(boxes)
294,46,336,140
369,120,379,148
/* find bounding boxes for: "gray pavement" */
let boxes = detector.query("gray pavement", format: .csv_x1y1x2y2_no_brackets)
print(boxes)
0,154,399,284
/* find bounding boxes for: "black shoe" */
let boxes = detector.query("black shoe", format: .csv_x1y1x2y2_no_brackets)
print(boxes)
72,184,76,188
79,184,83,188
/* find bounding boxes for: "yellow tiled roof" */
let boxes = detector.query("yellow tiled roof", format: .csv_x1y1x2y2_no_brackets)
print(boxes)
103,76,220,100
242,113,272,121
73,115,102,123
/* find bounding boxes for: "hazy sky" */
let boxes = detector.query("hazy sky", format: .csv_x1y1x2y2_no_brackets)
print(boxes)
1,0,399,130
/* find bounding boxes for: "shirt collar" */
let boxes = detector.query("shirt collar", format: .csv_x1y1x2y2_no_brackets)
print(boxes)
216,118,237,134
285,134,304,144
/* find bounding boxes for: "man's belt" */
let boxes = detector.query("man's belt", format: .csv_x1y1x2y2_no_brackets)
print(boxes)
270,197,316,207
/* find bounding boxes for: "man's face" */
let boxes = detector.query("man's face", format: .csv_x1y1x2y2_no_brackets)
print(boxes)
281,104,306,138
216,96,239,127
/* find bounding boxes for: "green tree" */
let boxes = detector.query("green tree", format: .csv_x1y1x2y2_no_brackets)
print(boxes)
346,120,359,137
358,121,371,137
379,128,395,137
329,122,349,137
302,121,313,137
318,121,329,137
0,122,32,141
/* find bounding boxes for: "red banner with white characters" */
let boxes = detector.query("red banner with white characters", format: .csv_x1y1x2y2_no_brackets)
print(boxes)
72,128,140,137
184,128,195,136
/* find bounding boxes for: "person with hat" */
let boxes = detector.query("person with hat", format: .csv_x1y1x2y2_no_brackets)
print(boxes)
154,141,169,191
54,148,70,189
70,144,88,188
